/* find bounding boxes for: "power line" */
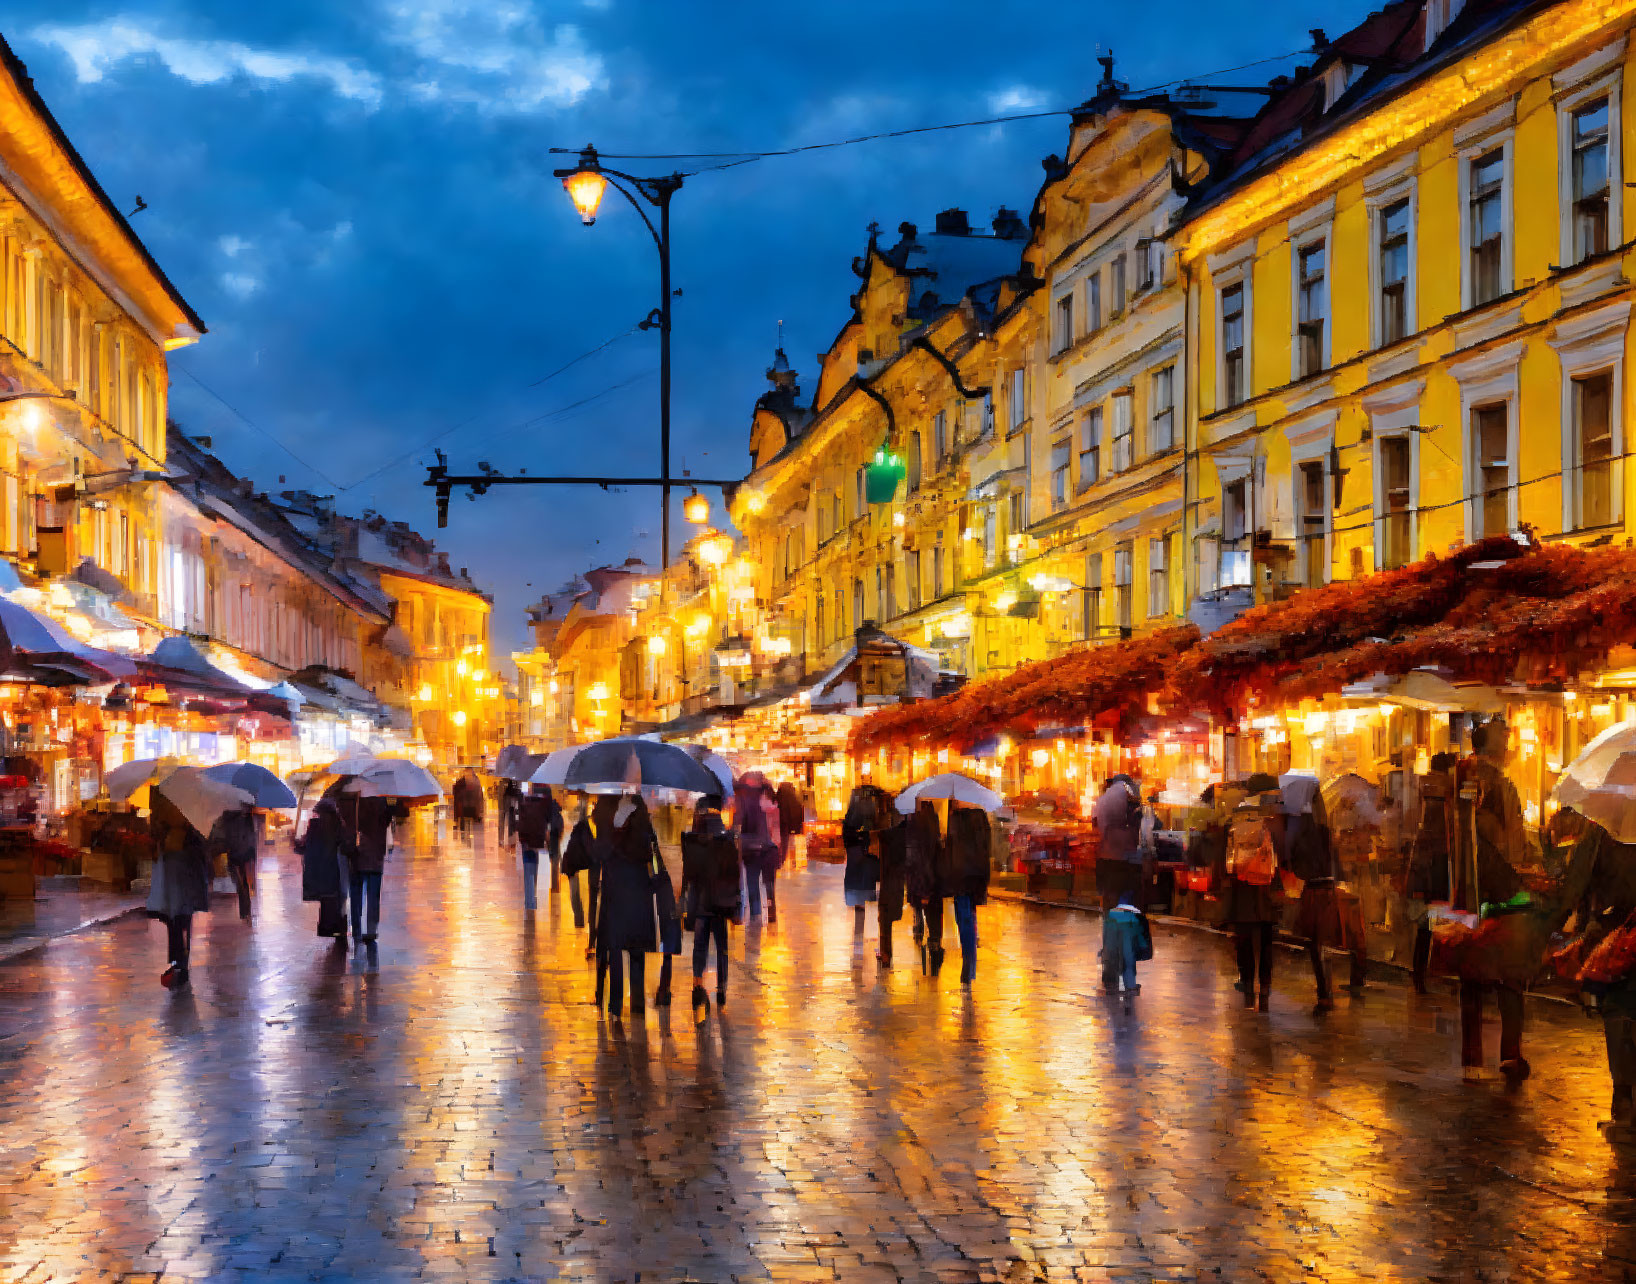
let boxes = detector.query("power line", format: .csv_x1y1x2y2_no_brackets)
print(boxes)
172,363,343,490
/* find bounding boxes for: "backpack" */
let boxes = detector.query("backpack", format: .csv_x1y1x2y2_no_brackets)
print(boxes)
1227,814,1278,886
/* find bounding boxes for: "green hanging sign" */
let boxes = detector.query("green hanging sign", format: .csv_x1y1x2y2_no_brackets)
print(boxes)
864,446,906,504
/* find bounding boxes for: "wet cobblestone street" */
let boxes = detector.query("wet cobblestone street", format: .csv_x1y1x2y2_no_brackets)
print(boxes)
3,828,1636,1282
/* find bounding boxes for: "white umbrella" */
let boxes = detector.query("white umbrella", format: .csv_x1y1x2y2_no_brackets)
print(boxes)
1555,721,1636,808
1559,783,1636,844
528,744,585,787
152,766,254,836
106,757,179,803
894,772,1004,814
346,757,442,801
323,749,380,776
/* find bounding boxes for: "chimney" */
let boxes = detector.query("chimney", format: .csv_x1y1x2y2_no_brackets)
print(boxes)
934,208,970,236
992,207,1026,239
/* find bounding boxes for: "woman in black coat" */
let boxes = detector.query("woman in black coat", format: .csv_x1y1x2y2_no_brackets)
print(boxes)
946,803,993,984
905,800,946,973
680,793,741,1018
877,811,908,967
148,792,211,988
299,798,349,942
595,794,668,1019
842,785,884,942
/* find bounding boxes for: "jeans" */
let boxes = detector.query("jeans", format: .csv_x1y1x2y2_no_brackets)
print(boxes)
745,856,777,919
1101,909,1143,992
693,915,729,990
606,949,646,1016
521,850,539,909
952,895,978,982
1234,922,1275,997
1460,980,1524,1066
349,870,382,939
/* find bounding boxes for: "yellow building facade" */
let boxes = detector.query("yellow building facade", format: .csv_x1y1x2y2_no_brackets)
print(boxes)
1179,0,1635,607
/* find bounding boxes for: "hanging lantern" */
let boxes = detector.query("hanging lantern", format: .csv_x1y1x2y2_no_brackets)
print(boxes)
683,489,710,525
864,445,906,504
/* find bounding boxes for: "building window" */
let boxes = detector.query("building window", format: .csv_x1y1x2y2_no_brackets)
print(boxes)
980,393,994,438
875,566,887,624
832,491,843,536
1009,490,1025,544
932,410,948,463
1050,440,1070,510
855,467,866,518
1469,148,1505,306
1082,552,1102,639
983,504,997,570
907,430,922,491
1113,543,1133,629
906,550,921,609
1298,460,1328,588
1147,536,1168,617
1087,272,1102,334
932,545,945,598
1150,366,1174,453
1571,99,1611,264
1054,293,1074,353
1296,240,1327,377
1379,198,1410,345
833,588,844,641
1221,479,1251,588
1573,370,1615,529
1110,390,1134,472
1472,402,1510,538
1078,407,1101,491
1380,436,1413,569
1136,240,1156,292
1221,282,1246,407
1110,254,1126,315
1009,368,1027,434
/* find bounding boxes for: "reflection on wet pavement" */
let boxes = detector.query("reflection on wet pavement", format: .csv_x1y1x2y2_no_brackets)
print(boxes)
2,821,1635,1281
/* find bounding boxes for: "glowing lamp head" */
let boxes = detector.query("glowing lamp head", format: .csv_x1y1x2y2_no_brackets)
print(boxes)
417,684,433,702
647,634,668,656
452,710,468,727
683,490,710,525
698,533,732,566
561,149,607,225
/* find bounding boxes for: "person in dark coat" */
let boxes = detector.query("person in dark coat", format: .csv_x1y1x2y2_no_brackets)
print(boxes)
452,769,485,842
299,797,349,941
1281,774,1364,1010
498,777,523,848
595,793,667,1019
1094,774,1145,909
1407,753,1458,992
1217,774,1283,1011
842,785,884,942
877,810,908,967
905,799,946,973
561,795,602,953
337,791,408,944
776,780,805,865
735,772,782,923
515,785,564,911
147,792,211,988
680,793,741,1018
947,803,992,984
211,804,259,921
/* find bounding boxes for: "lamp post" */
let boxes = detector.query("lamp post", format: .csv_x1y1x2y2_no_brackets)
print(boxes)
554,145,684,568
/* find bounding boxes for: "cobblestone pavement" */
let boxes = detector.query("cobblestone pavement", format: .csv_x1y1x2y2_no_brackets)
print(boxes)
3,825,1636,1283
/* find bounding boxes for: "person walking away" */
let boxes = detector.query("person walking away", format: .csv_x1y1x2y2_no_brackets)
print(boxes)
562,794,602,950
1281,773,1364,1011
776,779,806,867
905,799,946,973
680,794,741,1019
596,792,666,1020
342,791,408,945
877,808,908,967
735,772,782,923
452,768,485,843
947,802,992,984
842,785,883,943
1094,775,1145,910
498,776,522,849
212,802,259,921
514,784,560,912
1407,753,1458,993
299,797,350,941
148,792,211,988
1219,774,1283,1011
1100,892,1152,1005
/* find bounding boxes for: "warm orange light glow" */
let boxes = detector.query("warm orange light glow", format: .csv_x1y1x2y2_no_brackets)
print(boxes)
562,169,607,225
683,491,710,525
647,634,668,656
452,710,468,727
699,534,732,566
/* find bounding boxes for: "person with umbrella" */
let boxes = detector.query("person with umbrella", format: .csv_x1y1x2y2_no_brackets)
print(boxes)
335,785,409,945
299,795,350,941
595,790,668,1020
905,798,945,973
680,792,741,1019
514,783,564,911
201,762,297,923
842,784,885,944
876,801,909,968
946,801,993,985
734,771,783,924
148,789,212,988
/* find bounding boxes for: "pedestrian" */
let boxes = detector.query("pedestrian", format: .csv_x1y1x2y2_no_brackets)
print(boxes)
514,784,564,911
452,768,485,843
680,793,741,1019
211,802,259,921
595,791,667,1020
905,798,945,973
1281,772,1365,1011
1094,774,1145,910
339,789,408,945
776,778,806,866
842,784,883,943
1219,773,1283,1012
946,801,992,984
1100,891,1152,1002
1406,752,1458,993
147,791,211,989
299,796,349,941
498,775,522,848
562,793,602,954
734,771,782,923
877,806,908,967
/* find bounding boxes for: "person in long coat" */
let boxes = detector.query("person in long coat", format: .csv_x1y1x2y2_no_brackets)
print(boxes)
1406,752,1458,992
211,803,259,921
596,793,668,1019
842,785,884,941
452,769,485,842
946,802,992,984
776,780,805,865
148,791,211,988
1216,774,1283,1011
337,792,408,944
561,794,602,953
680,793,741,1018
1094,774,1145,909
514,785,564,911
877,809,908,967
905,799,946,973
1281,774,1365,1010
735,772,782,923
299,797,349,941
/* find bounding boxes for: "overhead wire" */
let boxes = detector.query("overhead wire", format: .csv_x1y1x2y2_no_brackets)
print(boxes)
172,363,343,490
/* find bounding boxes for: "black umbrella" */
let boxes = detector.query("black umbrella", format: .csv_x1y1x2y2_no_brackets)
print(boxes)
562,738,720,795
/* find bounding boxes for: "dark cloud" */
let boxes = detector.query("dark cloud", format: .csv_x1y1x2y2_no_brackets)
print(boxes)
9,0,1330,656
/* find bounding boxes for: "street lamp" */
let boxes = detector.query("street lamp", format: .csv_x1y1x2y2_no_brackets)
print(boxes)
683,488,710,525
553,145,684,567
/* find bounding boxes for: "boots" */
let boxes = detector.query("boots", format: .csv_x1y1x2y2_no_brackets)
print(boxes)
691,985,709,1023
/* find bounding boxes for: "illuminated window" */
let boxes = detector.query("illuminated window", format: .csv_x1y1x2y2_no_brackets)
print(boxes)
1113,543,1133,629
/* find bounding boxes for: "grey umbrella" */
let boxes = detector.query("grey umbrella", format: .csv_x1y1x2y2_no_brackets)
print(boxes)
201,761,298,809
562,737,721,795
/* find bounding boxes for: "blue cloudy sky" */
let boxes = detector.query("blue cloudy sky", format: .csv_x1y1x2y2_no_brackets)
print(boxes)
9,0,1338,657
